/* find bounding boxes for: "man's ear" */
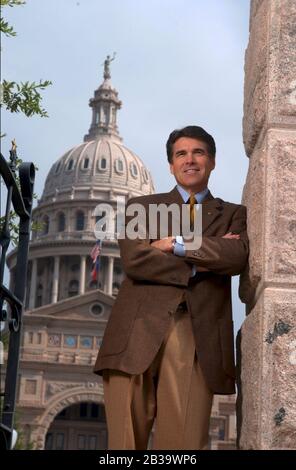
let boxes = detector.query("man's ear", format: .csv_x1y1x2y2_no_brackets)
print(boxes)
210,158,216,171
169,163,174,175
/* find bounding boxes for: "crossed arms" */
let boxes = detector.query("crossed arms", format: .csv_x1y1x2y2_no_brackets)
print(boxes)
118,200,248,286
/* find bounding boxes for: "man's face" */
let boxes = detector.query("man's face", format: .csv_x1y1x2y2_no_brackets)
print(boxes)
169,137,215,193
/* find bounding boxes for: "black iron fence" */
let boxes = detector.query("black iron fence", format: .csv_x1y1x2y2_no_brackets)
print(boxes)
0,143,35,450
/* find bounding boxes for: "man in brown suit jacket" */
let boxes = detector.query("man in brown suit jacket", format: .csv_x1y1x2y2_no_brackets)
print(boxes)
94,125,248,450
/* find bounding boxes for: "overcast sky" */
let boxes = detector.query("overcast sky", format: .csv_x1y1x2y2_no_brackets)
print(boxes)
1,0,251,332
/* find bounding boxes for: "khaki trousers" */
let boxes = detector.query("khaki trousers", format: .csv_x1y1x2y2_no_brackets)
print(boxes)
102,305,213,450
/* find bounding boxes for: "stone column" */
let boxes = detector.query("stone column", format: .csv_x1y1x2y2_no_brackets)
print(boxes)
51,256,60,304
28,259,37,309
79,255,86,295
106,256,114,296
239,0,296,449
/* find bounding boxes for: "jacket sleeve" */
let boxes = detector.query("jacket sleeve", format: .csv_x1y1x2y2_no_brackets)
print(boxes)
118,198,192,286
184,205,249,276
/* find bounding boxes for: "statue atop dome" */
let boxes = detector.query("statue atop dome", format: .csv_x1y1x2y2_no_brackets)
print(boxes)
84,52,122,142
103,52,116,80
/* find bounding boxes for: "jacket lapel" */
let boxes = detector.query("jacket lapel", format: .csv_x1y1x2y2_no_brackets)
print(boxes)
201,192,224,234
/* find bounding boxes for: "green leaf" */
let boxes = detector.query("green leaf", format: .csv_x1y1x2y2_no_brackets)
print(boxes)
2,79,52,117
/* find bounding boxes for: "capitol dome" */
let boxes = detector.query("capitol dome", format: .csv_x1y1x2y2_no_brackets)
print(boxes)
41,63,154,203
42,137,154,202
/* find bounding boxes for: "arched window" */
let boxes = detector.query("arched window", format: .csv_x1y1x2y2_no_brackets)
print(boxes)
76,211,84,231
68,280,79,297
57,212,66,232
67,159,74,171
130,162,138,178
83,158,89,169
42,215,49,235
115,158,124,174
55,162,61,174
98,157,107,171
142,167,149,183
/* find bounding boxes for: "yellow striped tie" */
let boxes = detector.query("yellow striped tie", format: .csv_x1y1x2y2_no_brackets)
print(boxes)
189,193,196,230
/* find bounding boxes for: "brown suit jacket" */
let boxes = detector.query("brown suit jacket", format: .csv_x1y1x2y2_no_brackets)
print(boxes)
94,187,249,394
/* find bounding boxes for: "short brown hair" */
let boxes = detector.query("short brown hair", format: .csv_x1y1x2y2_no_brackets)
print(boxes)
166,125,216,163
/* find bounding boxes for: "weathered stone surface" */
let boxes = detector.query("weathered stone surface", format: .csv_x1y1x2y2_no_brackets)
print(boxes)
243,0,268,156
242,2,296,449
241,141,266,294
239,295,263,449
264,130,296,283
240,288,296,449
243,0,296,156
241,128,296,303
250,0,264,19
268,0,296,122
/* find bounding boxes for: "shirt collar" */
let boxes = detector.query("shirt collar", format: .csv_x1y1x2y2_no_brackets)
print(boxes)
176,185,209,204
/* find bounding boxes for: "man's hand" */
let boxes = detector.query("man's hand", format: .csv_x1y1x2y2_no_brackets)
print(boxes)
150,237,175,253
222,232,240,239
151,232,240,253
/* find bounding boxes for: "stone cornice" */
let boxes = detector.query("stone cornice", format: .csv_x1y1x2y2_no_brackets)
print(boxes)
7,239,120,266
25,288,113,316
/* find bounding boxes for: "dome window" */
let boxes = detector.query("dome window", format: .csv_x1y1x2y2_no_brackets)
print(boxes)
142,167,149,183
115,158,124,174
83,158,89,169
130,162,138,178
42,215,50,235
57,212,66,232
67,159,74,171
76,211,85,231
55,162,61,174
98,157,107,171
68,280,79,297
